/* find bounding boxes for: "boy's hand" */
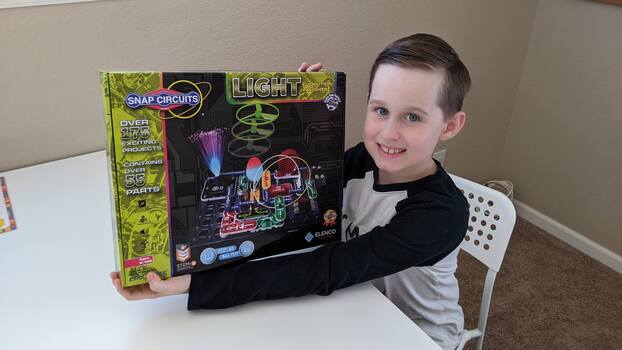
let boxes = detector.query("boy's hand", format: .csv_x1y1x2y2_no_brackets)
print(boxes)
298,62,323,72
110,271,191,301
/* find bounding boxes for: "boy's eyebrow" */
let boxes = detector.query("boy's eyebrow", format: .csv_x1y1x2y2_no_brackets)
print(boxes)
368,99,429,117
406,106,429,117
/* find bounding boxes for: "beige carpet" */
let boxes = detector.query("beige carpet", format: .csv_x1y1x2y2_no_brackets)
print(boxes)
456,217,622,349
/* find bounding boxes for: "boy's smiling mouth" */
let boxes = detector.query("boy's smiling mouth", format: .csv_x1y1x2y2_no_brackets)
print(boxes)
378,143,406,157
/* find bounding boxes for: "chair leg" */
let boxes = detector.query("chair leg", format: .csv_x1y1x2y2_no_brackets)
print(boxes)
476,334,485,350
475,270,497,350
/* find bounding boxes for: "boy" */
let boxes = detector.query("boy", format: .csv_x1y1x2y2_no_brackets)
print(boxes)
112,33,470,350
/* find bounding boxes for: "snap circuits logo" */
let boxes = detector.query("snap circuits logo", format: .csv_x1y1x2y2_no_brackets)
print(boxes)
125,88,200,111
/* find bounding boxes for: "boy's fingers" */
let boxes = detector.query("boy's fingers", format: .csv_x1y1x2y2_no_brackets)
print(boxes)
298,62,309,72
113,277,132,300
110,271,161,301
307,63,323,72
146,272,164,293
112,276,121,291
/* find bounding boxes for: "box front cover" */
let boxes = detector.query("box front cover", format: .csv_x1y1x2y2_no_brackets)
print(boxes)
103,71,345,286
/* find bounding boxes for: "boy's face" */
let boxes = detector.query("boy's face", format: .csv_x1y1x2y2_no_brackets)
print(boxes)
364,64,456,184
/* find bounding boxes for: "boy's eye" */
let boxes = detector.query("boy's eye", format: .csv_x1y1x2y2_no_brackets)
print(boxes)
406,113,420,122
376,107,389,117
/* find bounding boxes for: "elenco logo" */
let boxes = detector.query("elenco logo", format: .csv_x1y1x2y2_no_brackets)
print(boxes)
125,88,200,111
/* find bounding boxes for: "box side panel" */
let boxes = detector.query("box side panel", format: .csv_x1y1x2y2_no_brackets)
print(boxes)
100,72,124,278
335,72,346,218
106,72,172,287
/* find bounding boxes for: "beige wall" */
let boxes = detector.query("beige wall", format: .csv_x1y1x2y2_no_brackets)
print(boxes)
0,0,538,179
497,0,622,255
2,0,619,261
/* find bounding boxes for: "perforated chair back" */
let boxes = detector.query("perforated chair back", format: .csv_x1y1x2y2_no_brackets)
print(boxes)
450,175,516,273
449,174,516,350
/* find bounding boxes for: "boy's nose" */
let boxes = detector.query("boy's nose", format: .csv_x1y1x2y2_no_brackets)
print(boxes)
381,118,400,141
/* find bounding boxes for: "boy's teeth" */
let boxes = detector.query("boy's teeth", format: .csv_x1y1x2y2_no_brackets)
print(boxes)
381,145,405,154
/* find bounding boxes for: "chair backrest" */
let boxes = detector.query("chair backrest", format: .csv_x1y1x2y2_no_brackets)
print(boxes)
449,174,516,273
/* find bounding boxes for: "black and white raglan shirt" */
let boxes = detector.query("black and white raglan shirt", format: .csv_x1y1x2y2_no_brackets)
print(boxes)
188,142,469,350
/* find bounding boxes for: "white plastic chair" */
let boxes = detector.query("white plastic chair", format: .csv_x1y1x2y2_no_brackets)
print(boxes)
449,174,517,350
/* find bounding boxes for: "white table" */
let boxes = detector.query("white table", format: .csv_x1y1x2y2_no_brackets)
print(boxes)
0,151,441,350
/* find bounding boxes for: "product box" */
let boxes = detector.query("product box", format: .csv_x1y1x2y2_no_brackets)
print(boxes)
101,71,345,287
0,177,17,234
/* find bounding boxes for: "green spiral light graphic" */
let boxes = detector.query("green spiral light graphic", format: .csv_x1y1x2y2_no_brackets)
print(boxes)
228,103,280,158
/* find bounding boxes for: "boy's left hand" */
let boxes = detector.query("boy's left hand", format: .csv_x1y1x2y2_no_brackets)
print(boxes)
110,271,191,300
298,62,323,72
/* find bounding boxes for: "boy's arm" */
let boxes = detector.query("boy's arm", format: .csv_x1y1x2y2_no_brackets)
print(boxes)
187,198,467,310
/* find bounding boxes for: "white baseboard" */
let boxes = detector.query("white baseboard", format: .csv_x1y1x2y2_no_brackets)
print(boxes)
513,200,622,274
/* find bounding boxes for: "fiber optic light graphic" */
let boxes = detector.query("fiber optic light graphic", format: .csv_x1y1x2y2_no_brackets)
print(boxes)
189,129,226,176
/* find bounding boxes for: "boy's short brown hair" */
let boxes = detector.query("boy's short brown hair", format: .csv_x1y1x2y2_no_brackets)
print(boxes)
369,33,471,119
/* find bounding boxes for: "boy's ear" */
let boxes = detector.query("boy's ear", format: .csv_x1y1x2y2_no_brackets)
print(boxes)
439,111,466,141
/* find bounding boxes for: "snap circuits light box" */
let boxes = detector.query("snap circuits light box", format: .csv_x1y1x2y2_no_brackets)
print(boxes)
101,71,345,287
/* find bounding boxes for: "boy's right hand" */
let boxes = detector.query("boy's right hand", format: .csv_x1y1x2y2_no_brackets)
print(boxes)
110,271,190,301
298,62,323,72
